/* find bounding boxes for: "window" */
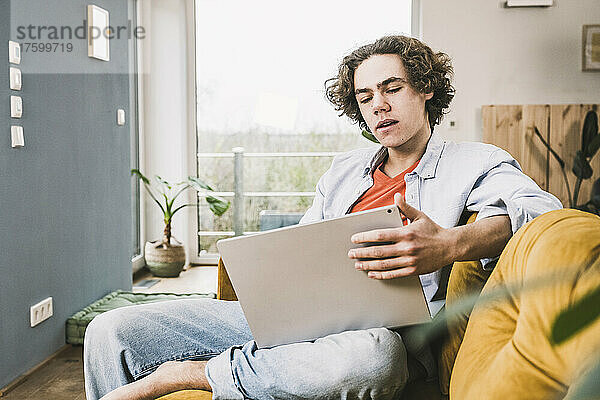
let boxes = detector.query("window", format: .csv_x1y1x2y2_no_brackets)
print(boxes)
129,0,144,271
193,0,413,261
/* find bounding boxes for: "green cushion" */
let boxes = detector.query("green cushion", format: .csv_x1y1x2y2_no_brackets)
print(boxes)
66,290,216,345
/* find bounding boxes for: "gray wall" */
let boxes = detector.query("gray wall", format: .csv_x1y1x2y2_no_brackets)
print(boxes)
0,0,133,388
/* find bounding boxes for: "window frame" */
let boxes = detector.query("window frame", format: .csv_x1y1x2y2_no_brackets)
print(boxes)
130,0,145,272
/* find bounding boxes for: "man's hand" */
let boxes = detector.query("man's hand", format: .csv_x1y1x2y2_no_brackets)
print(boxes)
348,193,457,280
100,360,210,400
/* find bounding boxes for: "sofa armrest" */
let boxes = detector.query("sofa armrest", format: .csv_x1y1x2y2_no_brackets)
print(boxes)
451,209,600,400
217,258,237,301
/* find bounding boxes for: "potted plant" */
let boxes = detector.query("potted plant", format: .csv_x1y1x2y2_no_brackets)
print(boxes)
132,169,230,277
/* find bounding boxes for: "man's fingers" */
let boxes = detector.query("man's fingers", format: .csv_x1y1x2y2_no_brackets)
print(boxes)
394,192,420,221
354,256,415,271
351,227,408,244
348,242,408,259
367,267,417,280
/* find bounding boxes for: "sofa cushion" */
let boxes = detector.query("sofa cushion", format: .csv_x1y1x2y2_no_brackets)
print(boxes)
66,290,215,345
157,390,212,400
450,209,600,399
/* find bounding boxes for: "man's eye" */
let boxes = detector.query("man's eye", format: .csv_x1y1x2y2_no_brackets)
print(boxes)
387,87,401,93
359,97,372,104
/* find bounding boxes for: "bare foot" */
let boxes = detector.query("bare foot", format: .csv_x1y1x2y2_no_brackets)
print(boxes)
100,360,211,400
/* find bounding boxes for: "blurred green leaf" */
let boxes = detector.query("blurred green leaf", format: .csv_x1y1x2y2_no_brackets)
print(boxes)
551,285,600,345
565,359,600,400
361,130,380,144
582,110,599,157
573,151,593,180
415,270,600,350
414,276,555,348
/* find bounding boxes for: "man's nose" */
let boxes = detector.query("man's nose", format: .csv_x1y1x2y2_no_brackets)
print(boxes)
372,93,390,115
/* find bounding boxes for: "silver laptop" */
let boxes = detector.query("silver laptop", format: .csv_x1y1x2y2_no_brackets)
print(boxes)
216,205,431,348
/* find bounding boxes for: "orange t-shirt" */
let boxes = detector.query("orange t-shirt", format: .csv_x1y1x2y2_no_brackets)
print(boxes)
350,159,420,225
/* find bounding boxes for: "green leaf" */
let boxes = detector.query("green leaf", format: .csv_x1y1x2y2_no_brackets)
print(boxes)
162,193,172,218
564,359,600,400
171,184,191,205
171,203,192,216
154,175,172,191
131,169,166,215
361,130,380,144
131,169,150,185
573,151,593,180
582,110,598,157
206,195,230,216
534,126,565,168
186,176,229,216
187,176,215,192
551,285,600,345
586,134,600,160
591,178,600,208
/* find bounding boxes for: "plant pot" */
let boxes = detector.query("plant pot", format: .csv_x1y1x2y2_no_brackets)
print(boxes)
144,240,186,278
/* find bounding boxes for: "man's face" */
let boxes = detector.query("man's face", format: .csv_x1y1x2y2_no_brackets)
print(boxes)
353,54,433,150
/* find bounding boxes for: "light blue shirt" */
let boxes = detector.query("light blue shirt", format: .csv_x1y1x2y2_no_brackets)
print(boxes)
299,133,562,310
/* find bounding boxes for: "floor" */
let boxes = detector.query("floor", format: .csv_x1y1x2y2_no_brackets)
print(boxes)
132,264,217,295
1,345,86,400
0,265,217,400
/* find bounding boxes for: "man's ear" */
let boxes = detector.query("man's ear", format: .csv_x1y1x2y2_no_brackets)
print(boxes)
424,92,433,100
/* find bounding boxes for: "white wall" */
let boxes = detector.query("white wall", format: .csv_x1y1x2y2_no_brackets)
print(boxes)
421,0,600,142
139,0,196,257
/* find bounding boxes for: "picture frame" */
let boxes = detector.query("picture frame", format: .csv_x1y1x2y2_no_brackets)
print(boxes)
87,5,110,61
582,24,600,72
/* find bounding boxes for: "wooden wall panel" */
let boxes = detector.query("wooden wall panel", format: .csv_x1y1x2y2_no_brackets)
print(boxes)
482,105,548,190
521,105,550,190
549,104,600,207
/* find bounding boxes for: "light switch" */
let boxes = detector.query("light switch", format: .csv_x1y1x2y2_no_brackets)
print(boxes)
11,96,23,118
117,109,126,126
10,67,22,91
11,126,24,148
9,41,21,64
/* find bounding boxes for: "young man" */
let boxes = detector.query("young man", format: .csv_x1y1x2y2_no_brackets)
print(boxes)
85,36,561,400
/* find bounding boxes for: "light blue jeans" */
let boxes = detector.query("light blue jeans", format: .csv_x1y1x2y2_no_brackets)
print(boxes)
84,298,415,399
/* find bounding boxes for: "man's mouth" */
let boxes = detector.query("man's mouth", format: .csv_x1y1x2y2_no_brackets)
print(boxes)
376,119,399,131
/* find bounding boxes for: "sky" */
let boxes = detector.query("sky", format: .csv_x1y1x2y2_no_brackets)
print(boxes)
195,0,412,136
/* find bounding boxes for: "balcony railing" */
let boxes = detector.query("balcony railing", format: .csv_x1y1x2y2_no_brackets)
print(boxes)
197,148,341,238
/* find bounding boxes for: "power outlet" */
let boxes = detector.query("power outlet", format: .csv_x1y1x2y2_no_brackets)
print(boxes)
30,297,53,327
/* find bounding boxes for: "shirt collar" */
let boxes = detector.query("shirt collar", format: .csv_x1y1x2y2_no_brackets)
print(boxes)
363,133,445,179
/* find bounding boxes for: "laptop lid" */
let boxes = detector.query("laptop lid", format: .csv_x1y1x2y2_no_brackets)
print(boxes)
216,205,431,348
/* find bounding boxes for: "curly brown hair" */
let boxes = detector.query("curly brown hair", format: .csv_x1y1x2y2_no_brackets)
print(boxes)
325,35,455,133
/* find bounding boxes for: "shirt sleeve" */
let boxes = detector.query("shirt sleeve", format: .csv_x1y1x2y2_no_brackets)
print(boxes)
466,148,563,269
299,170,327,224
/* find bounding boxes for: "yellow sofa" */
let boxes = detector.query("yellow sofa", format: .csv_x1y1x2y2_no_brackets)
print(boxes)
159,209,600,399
